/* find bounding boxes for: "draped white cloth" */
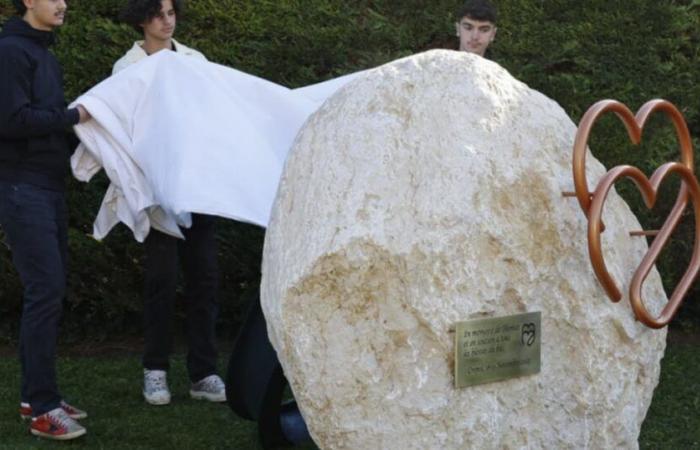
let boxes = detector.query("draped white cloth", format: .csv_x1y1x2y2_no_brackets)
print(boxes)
71,50,359,241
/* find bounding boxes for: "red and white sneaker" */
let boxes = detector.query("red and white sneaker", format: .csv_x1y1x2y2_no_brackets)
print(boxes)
30,407,86,441
20,401,87,420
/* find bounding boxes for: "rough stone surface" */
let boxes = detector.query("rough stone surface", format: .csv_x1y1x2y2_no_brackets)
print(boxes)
261,50,667,450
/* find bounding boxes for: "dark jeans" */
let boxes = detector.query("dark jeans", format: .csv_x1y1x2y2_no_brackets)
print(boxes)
226,287,281,421
0,181,67,417
143,213,219,382
226,287,309,448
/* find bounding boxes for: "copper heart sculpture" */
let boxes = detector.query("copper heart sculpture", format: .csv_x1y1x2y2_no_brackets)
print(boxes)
571,99,700,328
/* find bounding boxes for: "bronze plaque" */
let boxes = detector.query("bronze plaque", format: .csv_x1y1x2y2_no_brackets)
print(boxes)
454,312,541,388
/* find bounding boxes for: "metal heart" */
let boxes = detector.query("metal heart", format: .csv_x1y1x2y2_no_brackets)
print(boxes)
573,99,700,328
572,99,693,222
587,162,700,328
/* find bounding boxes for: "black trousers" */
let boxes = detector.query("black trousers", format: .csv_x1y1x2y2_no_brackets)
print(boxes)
142,213,219,382
226,289,305,448
0,181,67,416
226,287,283,421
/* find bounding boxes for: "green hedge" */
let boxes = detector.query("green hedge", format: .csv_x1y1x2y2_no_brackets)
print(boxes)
1,0,699,341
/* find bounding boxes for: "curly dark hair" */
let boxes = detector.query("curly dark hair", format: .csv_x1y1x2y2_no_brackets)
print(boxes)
120,0,183,34
12,0,27,15
457,0,497,24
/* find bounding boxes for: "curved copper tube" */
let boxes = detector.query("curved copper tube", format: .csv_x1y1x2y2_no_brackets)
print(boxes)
573,100,638,217
629,163,700,328
573,99,700,328
587,163,700,323
572,99,693,218
587,165,648,302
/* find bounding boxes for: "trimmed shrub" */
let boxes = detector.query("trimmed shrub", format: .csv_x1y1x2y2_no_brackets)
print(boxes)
0,0,699,341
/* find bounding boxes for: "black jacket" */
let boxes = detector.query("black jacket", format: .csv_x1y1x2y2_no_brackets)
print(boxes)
0,17,80,190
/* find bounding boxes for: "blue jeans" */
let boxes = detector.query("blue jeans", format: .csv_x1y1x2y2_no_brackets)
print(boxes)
0,181,67,416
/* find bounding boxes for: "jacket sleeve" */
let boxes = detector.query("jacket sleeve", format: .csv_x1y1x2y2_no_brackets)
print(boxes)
0,46,79,138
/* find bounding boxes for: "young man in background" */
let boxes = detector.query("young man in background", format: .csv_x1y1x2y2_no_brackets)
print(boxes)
114,0,226,406
455,0,497,57
0,0,90,441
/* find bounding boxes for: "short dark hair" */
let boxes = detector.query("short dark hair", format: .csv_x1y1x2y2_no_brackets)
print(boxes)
120,0,183,34
457,0,497,24
12,0,27,15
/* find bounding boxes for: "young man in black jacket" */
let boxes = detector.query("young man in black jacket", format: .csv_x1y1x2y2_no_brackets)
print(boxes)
0,0,90,441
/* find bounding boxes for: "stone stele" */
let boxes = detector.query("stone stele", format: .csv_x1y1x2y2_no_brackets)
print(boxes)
261,50,668,450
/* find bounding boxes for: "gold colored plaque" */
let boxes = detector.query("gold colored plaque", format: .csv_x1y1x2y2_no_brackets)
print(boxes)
454,312,541,388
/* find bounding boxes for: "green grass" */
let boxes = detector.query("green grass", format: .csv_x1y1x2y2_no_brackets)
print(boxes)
639,340,700,449
0,341,697,449
0,354,316,450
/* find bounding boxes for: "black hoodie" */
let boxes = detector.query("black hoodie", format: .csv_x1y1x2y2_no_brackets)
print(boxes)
0,17,80,191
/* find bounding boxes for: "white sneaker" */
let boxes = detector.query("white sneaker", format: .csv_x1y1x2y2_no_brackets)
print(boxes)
190,374,227,402
143,369,171,405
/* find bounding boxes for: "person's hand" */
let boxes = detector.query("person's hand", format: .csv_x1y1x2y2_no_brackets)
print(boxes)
77,104,92,123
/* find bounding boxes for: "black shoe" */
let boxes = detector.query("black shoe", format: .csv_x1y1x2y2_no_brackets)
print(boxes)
259,400,311,449
279,401,310,445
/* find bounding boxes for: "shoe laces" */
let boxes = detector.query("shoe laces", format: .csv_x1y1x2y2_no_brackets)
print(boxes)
145,371,168,390
46,408,72,429
197,375,224,391
60,401,76,413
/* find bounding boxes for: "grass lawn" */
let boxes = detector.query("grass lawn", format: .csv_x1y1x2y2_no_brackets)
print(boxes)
639,336,700,449
0,336,697,449
0,353,317,450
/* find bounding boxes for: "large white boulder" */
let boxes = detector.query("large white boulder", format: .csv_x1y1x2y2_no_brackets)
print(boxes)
261,50,667,449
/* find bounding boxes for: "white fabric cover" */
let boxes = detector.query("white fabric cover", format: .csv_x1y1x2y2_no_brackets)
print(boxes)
71,50,358,241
